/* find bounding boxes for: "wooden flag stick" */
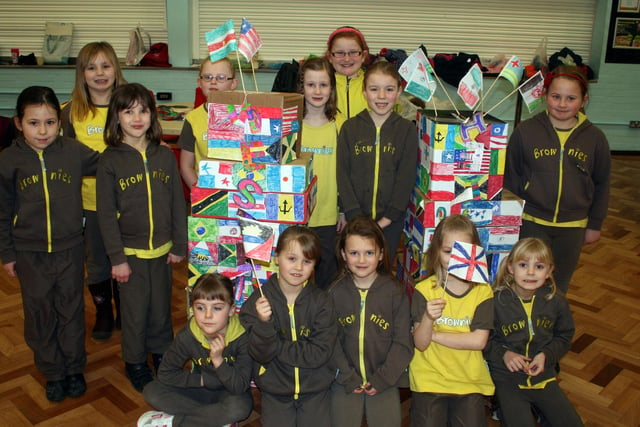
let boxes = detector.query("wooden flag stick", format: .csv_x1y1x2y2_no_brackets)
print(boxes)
431,72,460,117
441,271,450,299
483,85,520,117
250,61,259,92
235,51,247,95
250,259,264,297
478,76,501,109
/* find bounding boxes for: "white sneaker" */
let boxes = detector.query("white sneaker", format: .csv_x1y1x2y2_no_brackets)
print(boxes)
137,410,174,427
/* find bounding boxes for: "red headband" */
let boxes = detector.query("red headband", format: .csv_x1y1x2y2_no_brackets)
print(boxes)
327,26,368,51
543,72,587,91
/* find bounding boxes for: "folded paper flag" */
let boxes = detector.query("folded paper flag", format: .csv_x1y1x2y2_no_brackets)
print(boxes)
448,240,489,283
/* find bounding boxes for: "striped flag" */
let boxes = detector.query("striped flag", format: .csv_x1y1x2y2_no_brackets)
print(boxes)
457,64,483,109
238,18,263,62
519,71,545,113
498,56,524,88
205,20,237,62
448,241,489,283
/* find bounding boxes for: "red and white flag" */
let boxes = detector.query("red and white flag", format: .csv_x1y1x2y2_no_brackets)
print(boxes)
238,18,263,62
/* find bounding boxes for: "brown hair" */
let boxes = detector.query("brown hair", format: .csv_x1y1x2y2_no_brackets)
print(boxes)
70,42,126,122
191,273,235,305
493,237,557,300
103,83,162,147
363,60,402,88
336,215,391,276
298,57,337,121
16,86,61,121
424,214,481,288
199,56,236,78
276,226,322,264
543,65,588,97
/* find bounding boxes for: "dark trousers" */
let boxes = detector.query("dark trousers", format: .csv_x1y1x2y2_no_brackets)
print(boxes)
120,255,173,364
260,388,331,427
311,225,338,290
331,381,401,427
83,209,111,284
143,380,253,427
16,244,87,381
519,220,586,294
494,379,583,427
410,392,487,427
382,218,404,267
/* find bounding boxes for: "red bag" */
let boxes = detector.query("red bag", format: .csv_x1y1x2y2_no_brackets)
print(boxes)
140,43,171,67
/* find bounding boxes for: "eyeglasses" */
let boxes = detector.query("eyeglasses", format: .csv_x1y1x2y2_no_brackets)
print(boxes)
199,74,233,83
331,50,363,58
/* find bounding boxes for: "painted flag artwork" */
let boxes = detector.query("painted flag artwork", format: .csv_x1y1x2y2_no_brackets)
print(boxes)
400,47,437,102
519,71,545,113
399,47,434,80
447,240,490,283
237,209,275,262
457,63,483,109
238,18,263,62
206,19,237,63
498,56,524,88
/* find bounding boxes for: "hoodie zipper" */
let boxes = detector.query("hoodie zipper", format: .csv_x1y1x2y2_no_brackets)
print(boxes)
38,151,53,252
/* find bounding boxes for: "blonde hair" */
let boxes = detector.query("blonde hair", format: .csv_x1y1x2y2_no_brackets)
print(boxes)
199,57,236,78
70,42,126,122
424,214,481,288
493,237,557,300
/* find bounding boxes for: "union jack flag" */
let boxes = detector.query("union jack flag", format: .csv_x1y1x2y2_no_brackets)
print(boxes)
238,18,263,62
448,241,489,283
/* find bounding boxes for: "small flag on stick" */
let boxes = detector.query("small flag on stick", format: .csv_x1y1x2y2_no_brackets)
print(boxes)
238,18,263,62
498,56,524,88
457,64,483,109
447,241,490,284
518,71,545,113
206,19,237,63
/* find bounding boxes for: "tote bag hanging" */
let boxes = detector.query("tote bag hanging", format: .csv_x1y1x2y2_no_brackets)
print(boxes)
43,22,74,65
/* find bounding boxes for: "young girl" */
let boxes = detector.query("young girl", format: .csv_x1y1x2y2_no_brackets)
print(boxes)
61,41,128,341
486,238,583,427
178,56,238,189
326,26,370,126
298,57,344,289
336,61,418,262
409,214,494,427
329,216,412,427
0,86,99,402
96,83,187,392
504,65,611,294
239,226,337,427
140,273,253,427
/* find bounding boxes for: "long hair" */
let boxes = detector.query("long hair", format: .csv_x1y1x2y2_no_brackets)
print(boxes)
70,42,126,122
424,214,481,288
103,83,162,147
298,57,337,121
493,237,557,300
336,215,391,277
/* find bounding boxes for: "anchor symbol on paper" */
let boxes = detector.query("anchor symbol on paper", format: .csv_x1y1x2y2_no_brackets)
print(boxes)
434,132,444,143
279,200,292,215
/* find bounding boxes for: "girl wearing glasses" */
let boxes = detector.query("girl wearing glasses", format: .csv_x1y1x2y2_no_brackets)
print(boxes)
178,57,238,189
326,26,370,126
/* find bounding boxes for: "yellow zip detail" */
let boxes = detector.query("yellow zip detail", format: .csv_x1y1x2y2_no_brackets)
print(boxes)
371,127,381,219
141,152,154,249
553,147,563,222
358,289,368,386
520,296,535,387
38,152,53,252
288,304,300,399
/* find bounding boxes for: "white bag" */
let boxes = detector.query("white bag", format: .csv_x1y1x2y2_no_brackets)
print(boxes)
43,22,74,65
126,26,151,66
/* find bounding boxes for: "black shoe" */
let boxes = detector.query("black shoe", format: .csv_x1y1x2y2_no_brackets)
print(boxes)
66,373,87,398
152,353,163,374
45,379,67,402
125,362,153,392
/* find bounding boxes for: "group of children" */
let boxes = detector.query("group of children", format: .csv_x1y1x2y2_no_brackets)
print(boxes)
0,24,609,427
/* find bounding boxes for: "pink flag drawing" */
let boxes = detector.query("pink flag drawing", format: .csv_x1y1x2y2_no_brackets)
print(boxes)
238,18,263,62
518,71,545,113
447,240,489,283
457,63,483,109
498,56,524,88
206,19,237,63
400,47,437,102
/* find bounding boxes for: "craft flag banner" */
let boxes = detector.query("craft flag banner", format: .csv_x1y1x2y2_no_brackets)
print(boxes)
399,47,434,81
447,240,490,283
498,56,524,88
518,71,545,113
457,63,483,109
400,48,437,102
238,18,263,62
237,209,274,262
206,19,237,62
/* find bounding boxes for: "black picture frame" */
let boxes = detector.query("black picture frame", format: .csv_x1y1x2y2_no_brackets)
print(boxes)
605,0,640,63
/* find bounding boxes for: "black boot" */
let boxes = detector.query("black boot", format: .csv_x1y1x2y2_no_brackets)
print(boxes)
88,280,114,341
112,279,121,330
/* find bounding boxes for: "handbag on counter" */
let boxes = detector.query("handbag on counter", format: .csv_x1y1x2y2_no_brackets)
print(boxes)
42,22,73,65
126,26,151,66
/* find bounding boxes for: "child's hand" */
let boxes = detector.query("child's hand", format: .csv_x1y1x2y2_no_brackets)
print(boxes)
166,253,184,264
209,333,225,368
2,261,16,277
525,352,546,376
377,217,392,229
503,350,531,373
362,383,378,396
426,298,446,320
112,262,132,283
255,296,272,322
584,228,601,245
336,213,347,233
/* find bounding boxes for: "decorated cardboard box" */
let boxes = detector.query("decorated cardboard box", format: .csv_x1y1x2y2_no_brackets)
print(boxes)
198,152,314,194
408,187,524,229
207,91,304,164
190,176,317,224
415,110,508,200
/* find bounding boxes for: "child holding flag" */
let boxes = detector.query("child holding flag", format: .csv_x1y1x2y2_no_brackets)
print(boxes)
504,65,610,293
409,214,494,427
485,238,583,427
239,226,337,427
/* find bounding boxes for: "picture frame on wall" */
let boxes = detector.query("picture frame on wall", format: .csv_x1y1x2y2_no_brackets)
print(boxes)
606,0,640,63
